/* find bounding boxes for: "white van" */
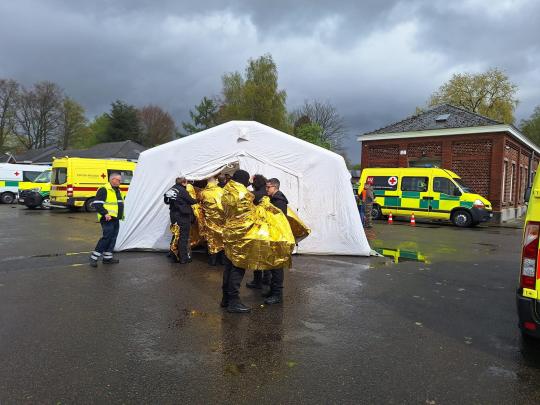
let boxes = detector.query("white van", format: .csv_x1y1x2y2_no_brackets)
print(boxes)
0,163,51,204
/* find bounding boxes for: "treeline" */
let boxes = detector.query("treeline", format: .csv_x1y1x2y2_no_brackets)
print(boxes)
180,54,346,152
0,80,177,153
0,54,347,156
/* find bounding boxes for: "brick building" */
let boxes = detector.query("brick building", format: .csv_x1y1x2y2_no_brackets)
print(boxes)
357,104,540,222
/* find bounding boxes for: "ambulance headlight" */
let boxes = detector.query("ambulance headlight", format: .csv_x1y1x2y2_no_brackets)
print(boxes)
473,199,485,208
31,187,41,192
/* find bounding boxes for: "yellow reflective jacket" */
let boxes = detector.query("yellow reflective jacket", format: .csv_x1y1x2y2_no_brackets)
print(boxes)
96,183,124,221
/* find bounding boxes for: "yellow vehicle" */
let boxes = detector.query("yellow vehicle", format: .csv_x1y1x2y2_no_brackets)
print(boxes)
517,180,540,338
49,158,136,212
358,167,492,227
18,169,52,209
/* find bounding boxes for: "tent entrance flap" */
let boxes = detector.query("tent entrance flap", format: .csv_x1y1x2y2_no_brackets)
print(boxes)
185,159,239,181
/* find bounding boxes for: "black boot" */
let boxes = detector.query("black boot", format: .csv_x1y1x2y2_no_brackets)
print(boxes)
227,301,251,313
246,270,263,289
264,295,282,305
208,253,218,266
89,257,98,268
220,295,229,308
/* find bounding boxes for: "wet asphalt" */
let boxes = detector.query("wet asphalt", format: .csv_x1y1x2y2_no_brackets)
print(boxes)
1,205,540,404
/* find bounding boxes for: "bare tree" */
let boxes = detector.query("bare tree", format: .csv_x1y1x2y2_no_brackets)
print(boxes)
138,104,175,146
0,79,19,152
291,99,346,150
15,81,63,149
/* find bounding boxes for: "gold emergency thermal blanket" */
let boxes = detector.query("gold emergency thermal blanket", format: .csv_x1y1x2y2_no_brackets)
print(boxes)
222,180,295,270
169,223,180,261
186,184,206,247
200,182,225,254
287,207,311,243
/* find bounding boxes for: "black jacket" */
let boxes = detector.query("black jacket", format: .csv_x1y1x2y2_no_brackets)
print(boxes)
252,188,267,205
94,186,124,220
164,184,197,216
270,190,288,214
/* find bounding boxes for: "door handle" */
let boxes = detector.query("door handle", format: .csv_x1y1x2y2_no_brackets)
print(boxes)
422,196,434,200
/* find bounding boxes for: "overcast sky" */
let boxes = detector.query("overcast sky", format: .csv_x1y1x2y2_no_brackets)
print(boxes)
1,0,539,163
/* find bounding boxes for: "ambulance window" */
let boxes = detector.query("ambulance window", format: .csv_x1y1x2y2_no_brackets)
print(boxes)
107,170,133,185
34,171,51,183
370,176,398,191
52,168,67,184
433,177,455,195
401,176,428,192
23,171,41,182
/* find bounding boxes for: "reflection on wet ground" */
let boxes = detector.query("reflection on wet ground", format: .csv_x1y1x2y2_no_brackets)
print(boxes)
374,247,428,263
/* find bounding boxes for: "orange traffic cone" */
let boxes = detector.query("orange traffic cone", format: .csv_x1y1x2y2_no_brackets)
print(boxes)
388,212,393,224
410,212,416,226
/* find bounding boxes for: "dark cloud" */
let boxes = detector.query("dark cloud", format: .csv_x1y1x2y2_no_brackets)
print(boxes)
1,0,538,163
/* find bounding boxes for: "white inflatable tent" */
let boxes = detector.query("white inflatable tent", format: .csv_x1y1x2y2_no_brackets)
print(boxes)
115,121,371,256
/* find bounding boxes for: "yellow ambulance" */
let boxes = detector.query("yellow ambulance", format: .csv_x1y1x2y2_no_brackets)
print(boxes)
49,157,136,211
358,167,492,227
517,178,540,338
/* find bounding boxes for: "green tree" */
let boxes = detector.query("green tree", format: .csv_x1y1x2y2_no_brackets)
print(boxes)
77,113,110,148
102,100,141,143
428,68,518,124
181,96,220,135
58,97,87,149
294,122,331,149
220,54,289,132
520,106,540,146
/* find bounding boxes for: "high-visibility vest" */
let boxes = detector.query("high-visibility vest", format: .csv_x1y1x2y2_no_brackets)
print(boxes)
96,183,124,221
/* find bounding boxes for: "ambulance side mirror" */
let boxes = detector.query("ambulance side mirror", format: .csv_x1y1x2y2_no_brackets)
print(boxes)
453,187,462,197
525,187,531,202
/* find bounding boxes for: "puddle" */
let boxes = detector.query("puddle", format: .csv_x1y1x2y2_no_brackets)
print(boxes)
374,247,428,264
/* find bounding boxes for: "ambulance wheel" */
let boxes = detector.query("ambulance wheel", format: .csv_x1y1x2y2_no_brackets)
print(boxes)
452,209,472,227
371,205,382,220
0,192,15,204
84,198,97,213
41,197,50,209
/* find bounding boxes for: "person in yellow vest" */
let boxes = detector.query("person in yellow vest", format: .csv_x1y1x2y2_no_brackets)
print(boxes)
89,173,124,267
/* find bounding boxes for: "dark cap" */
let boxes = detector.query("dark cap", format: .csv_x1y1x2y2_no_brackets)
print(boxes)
232,169,250,187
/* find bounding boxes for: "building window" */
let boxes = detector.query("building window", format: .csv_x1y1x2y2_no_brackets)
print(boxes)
510,163,515,203
502,161,507,203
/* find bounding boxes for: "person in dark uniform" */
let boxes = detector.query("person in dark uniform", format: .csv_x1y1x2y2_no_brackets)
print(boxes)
89,173,124,267
164,176,198,264
263,177,289,304
246,174,270,289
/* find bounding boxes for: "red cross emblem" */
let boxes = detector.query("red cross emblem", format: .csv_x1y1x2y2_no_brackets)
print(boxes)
388,176,397,186
100,173,106,179
14,171,20,176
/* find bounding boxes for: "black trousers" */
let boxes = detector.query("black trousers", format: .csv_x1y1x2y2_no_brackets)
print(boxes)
171,213,191,262
222,256,246,304
94,219,120,254
269,268,284,296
